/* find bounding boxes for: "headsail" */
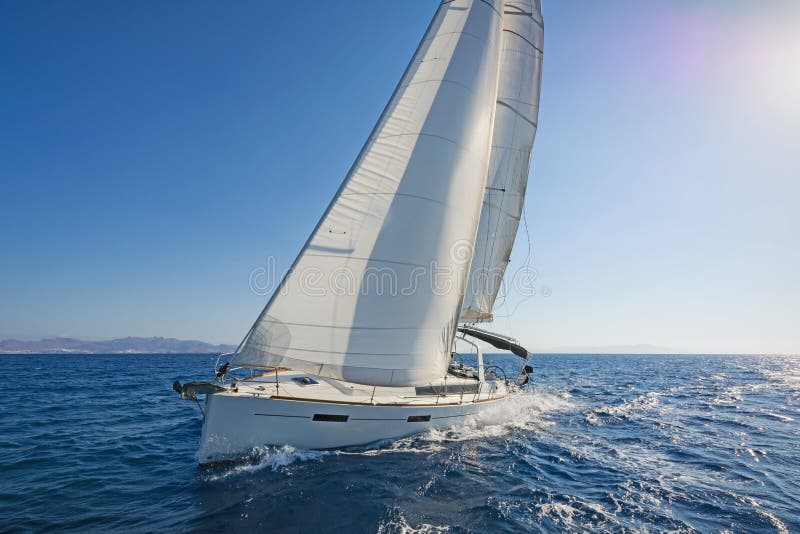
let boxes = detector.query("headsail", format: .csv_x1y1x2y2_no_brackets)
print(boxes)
234,0,505,386
460,0,544,323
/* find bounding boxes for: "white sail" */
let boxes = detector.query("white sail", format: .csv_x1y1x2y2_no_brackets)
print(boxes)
460,0,544,323
234,0,504,386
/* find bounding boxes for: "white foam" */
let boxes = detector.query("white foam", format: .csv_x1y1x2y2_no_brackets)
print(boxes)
203,445,328,481
323,389,574,460
761,412,794,423
734,495,789,534
376,389,574,454
535,502,578,526
376,508,450,534
755,508,789,534
587,391,664,423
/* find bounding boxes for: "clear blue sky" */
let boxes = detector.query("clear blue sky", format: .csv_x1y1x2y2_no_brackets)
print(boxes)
1,1,797,354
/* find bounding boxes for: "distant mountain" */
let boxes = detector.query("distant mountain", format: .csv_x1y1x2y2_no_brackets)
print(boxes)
0,337,236,354
530,344,687,354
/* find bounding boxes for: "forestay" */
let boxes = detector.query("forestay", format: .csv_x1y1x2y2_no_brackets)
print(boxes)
234,0,504,386
460,0,544,323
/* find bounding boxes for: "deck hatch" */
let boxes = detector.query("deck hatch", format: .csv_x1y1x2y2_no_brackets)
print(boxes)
312,414,349,422
292,376,319,385
407,415,431,422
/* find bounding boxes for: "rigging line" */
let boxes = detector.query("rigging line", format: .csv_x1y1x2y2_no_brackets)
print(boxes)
494,199,534,319
471,180,493,309
492,180,532,316
477,169,507,303
507,131,534,296
497,214,531,316
478,153,505,287
485,158,509,272
471,143,504,308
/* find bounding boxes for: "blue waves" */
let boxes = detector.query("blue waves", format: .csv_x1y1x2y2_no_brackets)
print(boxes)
0,353,798,532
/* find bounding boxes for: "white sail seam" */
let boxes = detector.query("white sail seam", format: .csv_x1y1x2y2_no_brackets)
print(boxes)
373,132,481,156
262,346,413,357
420,30,492,46
301,254,428,269
260,321,432,331
401,78,477,95
339,192,446,206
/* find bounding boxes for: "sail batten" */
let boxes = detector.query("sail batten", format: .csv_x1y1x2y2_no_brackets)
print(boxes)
461,0,544,323
234,0,506,386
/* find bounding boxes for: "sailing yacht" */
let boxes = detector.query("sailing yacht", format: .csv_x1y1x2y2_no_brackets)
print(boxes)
175,0,544,464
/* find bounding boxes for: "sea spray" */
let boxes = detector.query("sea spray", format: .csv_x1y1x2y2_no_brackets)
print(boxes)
202,445,329,481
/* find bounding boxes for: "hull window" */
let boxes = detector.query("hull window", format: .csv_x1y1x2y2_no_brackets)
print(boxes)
407,415,431,422
312,414,349,422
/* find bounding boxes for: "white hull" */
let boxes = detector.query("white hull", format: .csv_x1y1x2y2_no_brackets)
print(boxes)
197,370,509,463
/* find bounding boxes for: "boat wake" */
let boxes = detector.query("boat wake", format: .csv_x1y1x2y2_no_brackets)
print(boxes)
201,388,574,480
420,388,573,443
334,389,574,457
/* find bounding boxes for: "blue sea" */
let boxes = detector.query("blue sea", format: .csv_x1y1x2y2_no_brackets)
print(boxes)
1,354,798,532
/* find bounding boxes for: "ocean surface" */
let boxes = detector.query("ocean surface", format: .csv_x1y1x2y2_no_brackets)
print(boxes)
1,354,798,533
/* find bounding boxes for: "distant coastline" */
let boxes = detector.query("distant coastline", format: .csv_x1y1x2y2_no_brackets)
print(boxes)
0,337,236,354
0,337,791,356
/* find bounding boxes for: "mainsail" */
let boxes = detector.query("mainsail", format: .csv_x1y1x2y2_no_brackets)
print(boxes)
234,0,505,386
460,0,544,323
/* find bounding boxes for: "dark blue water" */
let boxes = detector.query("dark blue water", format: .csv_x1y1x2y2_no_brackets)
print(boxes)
1,354,798,532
